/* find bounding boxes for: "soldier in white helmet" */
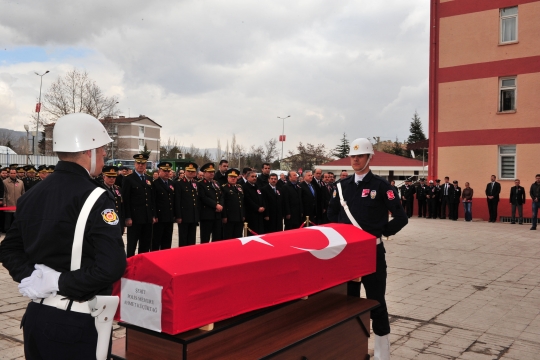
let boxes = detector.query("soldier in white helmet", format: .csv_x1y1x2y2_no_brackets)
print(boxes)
0,113,126,359
328,138,408,360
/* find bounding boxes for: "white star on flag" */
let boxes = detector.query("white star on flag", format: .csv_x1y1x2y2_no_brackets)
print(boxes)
238,236,273,246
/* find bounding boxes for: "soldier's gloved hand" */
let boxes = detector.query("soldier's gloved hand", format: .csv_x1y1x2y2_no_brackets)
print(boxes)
18,264,61,300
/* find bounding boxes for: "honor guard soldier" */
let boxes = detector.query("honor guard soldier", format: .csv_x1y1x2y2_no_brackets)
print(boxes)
221,168,245,239
243,170,266,235
0,113,126,359
122,154,157,257
22,165,39,191
152,162,176,251
174,162,200,247
328,138,408,360
102,165,125,233
198,163,224,243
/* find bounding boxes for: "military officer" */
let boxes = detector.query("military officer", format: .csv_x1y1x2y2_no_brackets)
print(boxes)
416,178,427,218
198,163,224,243
400,179,415,218
47,165,55,174
328,138,407,360
122,154,156,257
22,165,39,191
102,165,125,233
174,162,200,246
16,166,26,180
37,165,49,180
426,180,436,218
221,168,245,239
152,162,175,251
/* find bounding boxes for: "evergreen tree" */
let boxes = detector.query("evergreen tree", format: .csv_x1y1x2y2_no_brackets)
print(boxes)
142,143,152,157
407,111,426,144
332,133,350,158
391,138,404,157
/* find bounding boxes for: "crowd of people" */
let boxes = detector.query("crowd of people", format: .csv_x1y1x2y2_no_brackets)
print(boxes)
392,174,540,230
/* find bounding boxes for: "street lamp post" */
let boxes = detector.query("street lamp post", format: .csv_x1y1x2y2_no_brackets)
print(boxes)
34,70,49,156
277,115,290,163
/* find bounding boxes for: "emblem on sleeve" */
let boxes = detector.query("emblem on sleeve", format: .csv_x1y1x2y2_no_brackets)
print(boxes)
362,189,370,198
101,209,119,225
386,190,395,200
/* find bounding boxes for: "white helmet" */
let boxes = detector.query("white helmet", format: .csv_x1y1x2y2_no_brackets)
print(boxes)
53,113,112,152
349,138,374,156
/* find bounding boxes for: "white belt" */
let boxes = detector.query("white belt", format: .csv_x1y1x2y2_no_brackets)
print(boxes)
33,294,91,314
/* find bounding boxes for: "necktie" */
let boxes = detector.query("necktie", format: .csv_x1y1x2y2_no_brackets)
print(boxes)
308,183,314,196
273,187,276,194
140,175,145,184
445,184,448,195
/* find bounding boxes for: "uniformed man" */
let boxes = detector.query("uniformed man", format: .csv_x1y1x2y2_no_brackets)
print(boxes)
122,154,156,257
0,113,126,359
198,163,223,243
22,165,39,191
214,159,229,186
102,165,125,234
173,162,200,246
281,170,303,230
16,166,26,180
243,170,266,234
434,179,442,218
221,168,245,239
261,173,283,233
400,179,415,218
37,165,48,180
416,178,427,218
328,138,407,360
151,162,175,251
47,165,56,173
426,180,437,218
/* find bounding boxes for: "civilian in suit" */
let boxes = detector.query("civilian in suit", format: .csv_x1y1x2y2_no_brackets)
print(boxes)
214,159,229,186
152,162,175,251
122,154,156,257
276,173,287,190
485,175,501,222
237,167,251,186
426,180,437,218
509,179,526,224
243,170,266,235
261,173,284,233
530,174,540,230
449,180,461,220
416,178,428,218
221,168,245,239
300,170,318,225
440,177,454,219
256,163,271,188
318,173,334,224
115,166,127,187
198,163,224,243
173,162,200,247
282,171,303,229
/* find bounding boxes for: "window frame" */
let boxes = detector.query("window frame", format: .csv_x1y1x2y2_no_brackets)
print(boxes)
500,6,518,44
498,145,516,180
138,139,145,151
139,126,145,137
498,76,517,113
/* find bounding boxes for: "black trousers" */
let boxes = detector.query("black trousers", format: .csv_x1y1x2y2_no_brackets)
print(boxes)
178,222,197,247
449,202,459,220
0,210,5,232
428,199,436,218
441,196,450,218
417,199,426,217
404,199,414,217
22,301,108,360
487,198,499,222
223,221,243,239
152,221,173,251
360,243,389,336
200,219,222,243
4,212,15,232
284,215,302,230
126,222,153,257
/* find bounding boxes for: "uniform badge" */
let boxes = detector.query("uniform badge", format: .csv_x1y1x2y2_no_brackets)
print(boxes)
257,189,261,194
362,189,370,197
192,183,197,189
370,190,377,199
213,182,220,190
238,187,243,193
101,209,119,225
115,189,121,196
332,190,337,198
386,190,395,200
146,180,151,185
170,185,174,191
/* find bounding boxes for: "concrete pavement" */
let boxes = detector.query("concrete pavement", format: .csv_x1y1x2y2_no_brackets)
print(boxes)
0,217,539,359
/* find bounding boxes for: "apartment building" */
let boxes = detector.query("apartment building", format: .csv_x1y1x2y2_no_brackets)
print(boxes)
429,0,540,221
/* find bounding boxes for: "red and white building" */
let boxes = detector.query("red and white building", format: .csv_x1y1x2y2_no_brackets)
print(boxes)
429,0,540,221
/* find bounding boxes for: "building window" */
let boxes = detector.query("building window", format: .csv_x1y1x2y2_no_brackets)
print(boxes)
139,126,145,137
499,145,516,179
500,7,518,43
499,77,516,112
139,139,145,151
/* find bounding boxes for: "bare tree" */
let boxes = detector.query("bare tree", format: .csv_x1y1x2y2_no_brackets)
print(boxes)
263,138,279,163
41,68,120,122
286,142,332,171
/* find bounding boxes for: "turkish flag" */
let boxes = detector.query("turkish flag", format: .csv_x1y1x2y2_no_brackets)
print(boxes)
113,224,376,334
35,103,41,113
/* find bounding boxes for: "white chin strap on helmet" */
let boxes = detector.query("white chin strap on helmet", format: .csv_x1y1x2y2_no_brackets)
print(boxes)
360,154,372,172
89,148,96,175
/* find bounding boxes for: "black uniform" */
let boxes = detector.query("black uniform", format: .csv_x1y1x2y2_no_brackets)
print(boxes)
300,181,318,225
222,183,245,239
104,183,125,232
416,183,427,217
152,178,175,251
433,184,442,218
173,178,200,247
23,176,39,191
243,182,266,235
327,171,407,337
0,161,126,359
400,184,415,218
450,185,461,220
282,181,303,230
122,172,156,257
426,185,437,218
261,184,283,233
198,179,224,243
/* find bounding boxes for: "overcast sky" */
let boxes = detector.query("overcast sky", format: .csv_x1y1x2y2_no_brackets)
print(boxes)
0,0,430,155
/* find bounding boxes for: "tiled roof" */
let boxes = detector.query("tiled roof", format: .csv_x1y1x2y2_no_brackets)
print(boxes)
321,150,424,167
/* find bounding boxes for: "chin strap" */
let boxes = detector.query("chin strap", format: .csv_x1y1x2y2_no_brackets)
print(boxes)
359,154,372,172
89,148,96,175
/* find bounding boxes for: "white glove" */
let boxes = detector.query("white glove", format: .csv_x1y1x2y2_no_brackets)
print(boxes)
18,264,61,300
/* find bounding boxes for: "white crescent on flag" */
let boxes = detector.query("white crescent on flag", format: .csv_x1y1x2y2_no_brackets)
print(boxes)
291,226,347,260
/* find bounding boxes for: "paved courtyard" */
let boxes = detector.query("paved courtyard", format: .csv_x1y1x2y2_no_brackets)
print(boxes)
0,217,539,359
